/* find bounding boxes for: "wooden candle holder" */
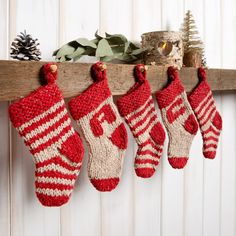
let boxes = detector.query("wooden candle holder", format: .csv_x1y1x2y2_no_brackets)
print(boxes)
141,31,183,69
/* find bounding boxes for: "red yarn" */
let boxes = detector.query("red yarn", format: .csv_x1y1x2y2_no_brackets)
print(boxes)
91,62,107,82
42,63,58,84
188,67,222,159
134,64,147,82
117,64,165,178
90,178,120,192
168,157,188,169
155,67,198,169
167,66,179,81
69,62,128,192
198,67,206,81
9,63,84,207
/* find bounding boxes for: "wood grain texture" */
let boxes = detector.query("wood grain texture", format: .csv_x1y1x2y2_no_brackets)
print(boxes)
0,60,236,101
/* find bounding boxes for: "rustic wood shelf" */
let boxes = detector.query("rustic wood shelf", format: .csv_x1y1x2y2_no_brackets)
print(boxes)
0,60,235,101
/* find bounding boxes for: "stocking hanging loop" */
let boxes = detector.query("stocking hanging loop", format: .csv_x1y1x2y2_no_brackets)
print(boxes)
134,64,148,82
91,62,107,82
198,67,207,81
42,63,58,84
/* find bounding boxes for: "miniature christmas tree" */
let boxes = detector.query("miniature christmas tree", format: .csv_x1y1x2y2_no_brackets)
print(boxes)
180,10,206,67
10,30,41,61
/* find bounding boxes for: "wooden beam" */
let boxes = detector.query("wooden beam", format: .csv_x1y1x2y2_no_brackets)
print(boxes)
0,60,235,101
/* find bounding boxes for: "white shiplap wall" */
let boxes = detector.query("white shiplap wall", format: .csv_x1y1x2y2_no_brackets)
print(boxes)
0,0,236,235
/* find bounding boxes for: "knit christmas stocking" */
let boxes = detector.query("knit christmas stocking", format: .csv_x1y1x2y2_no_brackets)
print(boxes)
155,67,198,169
188,68,222,159
117,64,165,178
69,62,128,192
9,63,84,207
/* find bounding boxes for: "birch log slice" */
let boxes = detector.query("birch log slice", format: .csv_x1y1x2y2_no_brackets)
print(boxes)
141,31,183,69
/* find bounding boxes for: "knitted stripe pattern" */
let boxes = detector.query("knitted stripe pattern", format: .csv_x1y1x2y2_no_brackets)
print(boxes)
188,68,222,159
9,63,84,207
117,64,165,178
69,62,128,192
155,67,198,169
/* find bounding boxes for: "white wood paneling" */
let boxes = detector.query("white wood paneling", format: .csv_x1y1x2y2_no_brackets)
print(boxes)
58,1,101,233
131,0,162,41
10,1,61,236
220,93,236,236
183,1,205,236
60,119,101,236
0,102,10,236
133,101,162,236
12,0,59,60
0,0,236,236
0,1,10,236
0,0,9,58
203,1,222,236
220,1,236,236
99,2,135,235
161,1,185,236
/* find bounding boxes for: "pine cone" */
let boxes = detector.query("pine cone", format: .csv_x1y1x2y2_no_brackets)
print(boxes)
10,30,41,61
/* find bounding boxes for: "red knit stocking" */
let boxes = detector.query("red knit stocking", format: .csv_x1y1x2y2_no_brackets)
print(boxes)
69,62,128,192
9,63,84,206
117,64,165,178
155,67,198,169
188,68,222,159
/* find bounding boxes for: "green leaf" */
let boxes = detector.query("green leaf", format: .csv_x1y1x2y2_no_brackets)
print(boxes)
124,42,130,52
100,55,115,62
67,40,80,48
84,47,96,56
110,45,125,54
65,55,73,61
76,38,97,48
59,56,68,62
105,32,112,37
67,47,86,59
117,53,137,62
128,42,140,50
55,44,75,59
95,30,103,40
106,34,128,45
131,48,146,56
91,38,99,45
52,49,59,56
96,39,113,57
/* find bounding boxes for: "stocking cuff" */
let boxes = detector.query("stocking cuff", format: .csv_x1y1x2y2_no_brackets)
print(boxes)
156,67,184,109
69,78,111,120
188,68,211,109
117,80,151,117
9,63,62,128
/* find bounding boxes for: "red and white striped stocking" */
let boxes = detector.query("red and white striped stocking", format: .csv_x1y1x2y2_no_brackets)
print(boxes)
117,64,165,178
155,67,198,169
188,68,222,159
69,62,128,192
9,63,84,206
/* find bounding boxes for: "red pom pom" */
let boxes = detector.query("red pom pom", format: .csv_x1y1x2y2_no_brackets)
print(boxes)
134,64,147,82
167,66,179,81
42,63,58,84
198,67,206,81
91,62,107,82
